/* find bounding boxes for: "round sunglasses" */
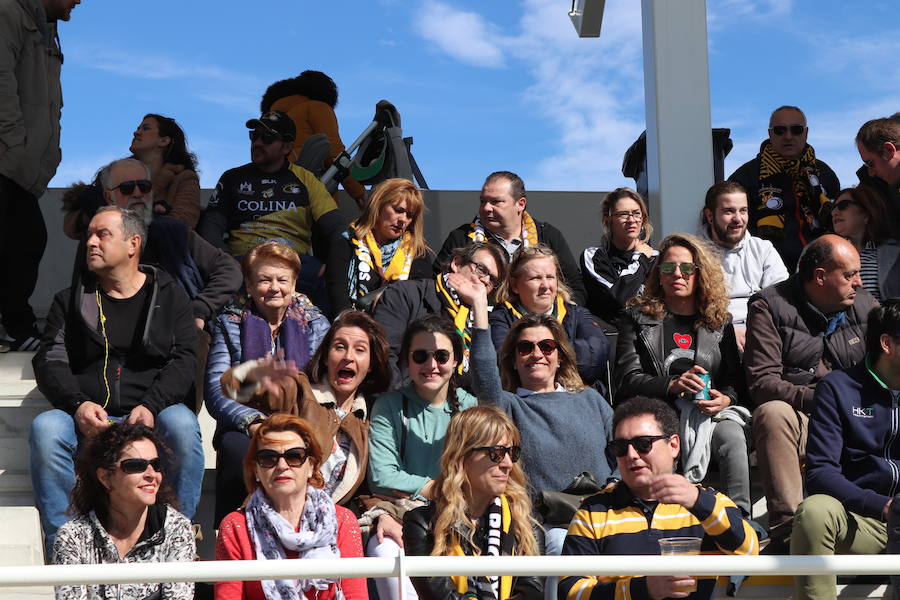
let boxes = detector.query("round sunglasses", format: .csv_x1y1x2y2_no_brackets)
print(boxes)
473,445,521,463
410,349,452,365
255,447,309,468
515,339,557,357
118,457,163,474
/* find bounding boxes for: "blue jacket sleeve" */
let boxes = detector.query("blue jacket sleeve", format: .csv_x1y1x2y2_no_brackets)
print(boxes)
204,316,265,432
569,306,610,386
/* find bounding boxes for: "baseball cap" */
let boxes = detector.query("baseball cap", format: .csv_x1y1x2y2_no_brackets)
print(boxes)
245,110,296,141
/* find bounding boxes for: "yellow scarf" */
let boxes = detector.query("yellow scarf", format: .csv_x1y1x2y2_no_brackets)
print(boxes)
449,495,513,600
468,210,539,248
504,296,568,323
757,141,831,238
351,231,414,299
435,274,471,375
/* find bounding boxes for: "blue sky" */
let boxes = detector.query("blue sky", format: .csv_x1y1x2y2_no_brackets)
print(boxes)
50,0,899,195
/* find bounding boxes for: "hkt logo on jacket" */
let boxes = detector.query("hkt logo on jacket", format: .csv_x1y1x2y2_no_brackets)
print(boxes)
852,405,875,419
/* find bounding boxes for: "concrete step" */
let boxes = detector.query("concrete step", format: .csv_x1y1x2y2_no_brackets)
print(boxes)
0,507,52,598
0,351,35,382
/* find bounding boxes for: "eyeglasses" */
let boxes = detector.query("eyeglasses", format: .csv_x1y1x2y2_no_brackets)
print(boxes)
119,457,163,474
606,435,670,457
249,129,281,145
410,349,452,365
515,338,557,357
862,158,877,170
769,124,806,136
108,180,151,195
659,262,698,276
611,210,643,221
255,447,309,468
469,261,499,290
473,445,521,463
834,198,855,211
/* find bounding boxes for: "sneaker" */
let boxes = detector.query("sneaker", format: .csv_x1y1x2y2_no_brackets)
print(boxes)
0,341,8,353
9,335,40,352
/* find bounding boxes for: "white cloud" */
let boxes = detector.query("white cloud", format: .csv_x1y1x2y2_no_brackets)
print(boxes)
413,0,507,68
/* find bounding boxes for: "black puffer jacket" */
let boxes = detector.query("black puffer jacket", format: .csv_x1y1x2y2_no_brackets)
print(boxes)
403,503,544,600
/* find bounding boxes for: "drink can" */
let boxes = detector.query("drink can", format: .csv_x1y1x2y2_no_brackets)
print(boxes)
694,372,711,401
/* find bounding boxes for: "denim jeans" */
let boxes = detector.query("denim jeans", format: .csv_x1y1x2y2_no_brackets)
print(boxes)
29,405,204,556
544,526,567,600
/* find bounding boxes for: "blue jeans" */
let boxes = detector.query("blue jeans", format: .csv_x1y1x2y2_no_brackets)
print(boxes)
544,526,567,600
29,405,204,556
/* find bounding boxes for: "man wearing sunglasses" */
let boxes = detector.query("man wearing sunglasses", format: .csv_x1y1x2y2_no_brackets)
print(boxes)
199,110,344,306
560,397,757,600
433,171,587,305
744,234,876,552
30,206,205,556
856,117,900,239
728,105,840,273
0,0,80,352
791,301,900,600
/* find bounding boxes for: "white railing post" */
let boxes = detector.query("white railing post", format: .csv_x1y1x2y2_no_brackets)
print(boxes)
398,553,407,600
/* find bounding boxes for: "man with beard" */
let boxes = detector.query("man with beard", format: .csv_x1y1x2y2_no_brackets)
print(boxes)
699,181,788,351
728,106,840,272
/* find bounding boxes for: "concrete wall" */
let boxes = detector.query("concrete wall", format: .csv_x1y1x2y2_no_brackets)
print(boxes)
31,188,609,316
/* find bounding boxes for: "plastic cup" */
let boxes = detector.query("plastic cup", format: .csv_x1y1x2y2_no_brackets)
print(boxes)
658,537,702,593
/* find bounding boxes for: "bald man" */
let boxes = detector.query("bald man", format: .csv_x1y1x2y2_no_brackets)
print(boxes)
743,234,878,549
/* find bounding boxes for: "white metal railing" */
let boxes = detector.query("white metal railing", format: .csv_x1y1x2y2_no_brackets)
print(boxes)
1,555,900,589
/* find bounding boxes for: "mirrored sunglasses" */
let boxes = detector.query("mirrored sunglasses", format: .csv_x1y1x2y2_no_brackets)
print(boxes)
659,261,698,276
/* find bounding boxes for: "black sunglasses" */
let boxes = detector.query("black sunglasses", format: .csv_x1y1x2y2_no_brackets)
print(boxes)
607,435,670,457
834,198,855,212
515,338,557,357
659,261,698,276
255,447,309,468
411,349,452,365
119,457,163,474
474,445,521,463
249,129,281,145
770,124,805,136
109,179,151,195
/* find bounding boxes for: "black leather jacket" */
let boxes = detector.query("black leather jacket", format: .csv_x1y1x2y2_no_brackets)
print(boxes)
403,503,544,600
614,306,746,407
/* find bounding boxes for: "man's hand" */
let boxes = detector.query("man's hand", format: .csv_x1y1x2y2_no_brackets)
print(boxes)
649,473,700,509
646,575,697,600
667,365,708,396
884,498,893,522
696,389,731,416
376,513,404,547
194,317,205,331
126,405,155,428
74,401,109,437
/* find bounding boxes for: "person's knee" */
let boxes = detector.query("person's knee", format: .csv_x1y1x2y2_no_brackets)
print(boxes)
30,410,76,455
367,535,402,558
753,400,802,442
156,405,201,444
794,494,844,535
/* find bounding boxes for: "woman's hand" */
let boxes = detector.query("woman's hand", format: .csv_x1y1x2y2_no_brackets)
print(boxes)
376,513,404,547
447,272,490,328
635,240,655,258
696,389,731,416
667,365,707,396
247,354,299,395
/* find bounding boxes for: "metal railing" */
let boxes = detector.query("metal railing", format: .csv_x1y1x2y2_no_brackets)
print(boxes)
2,555,899,590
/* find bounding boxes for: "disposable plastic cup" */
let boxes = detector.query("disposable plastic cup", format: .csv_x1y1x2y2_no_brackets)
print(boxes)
658,537,702,593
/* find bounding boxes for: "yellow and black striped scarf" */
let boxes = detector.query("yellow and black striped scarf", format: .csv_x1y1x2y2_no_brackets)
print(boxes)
757,141,831,239
504,296,568,323
449,495,515,600
436,274,471,375
350,231,414,299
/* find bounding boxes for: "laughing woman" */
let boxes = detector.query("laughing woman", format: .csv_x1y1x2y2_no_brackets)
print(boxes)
52,423,195,600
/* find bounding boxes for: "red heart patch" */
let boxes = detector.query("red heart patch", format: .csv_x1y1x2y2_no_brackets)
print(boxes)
673,332,692,349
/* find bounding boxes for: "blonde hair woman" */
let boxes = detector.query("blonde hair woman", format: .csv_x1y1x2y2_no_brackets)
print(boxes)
614,233,751,514
403,406,542,600
326,177,432,315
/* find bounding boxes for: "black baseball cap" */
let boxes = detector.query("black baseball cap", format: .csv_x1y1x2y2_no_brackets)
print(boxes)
245,110,296,141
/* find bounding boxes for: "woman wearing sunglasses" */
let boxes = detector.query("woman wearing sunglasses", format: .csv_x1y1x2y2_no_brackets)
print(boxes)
829,185,900,301
326,178,434,316
403,405,543,600
463,277,615,563
52,423,195,600
614,233,751,515
490,244,609,389
206,241,330,524
367,314,478,600
580,187,658,324
215,413,367,600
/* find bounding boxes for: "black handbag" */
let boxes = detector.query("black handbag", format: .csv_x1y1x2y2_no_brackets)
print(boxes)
535,472,603,528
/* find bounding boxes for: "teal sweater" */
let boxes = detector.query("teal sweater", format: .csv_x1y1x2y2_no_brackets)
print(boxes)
367,384,477,500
